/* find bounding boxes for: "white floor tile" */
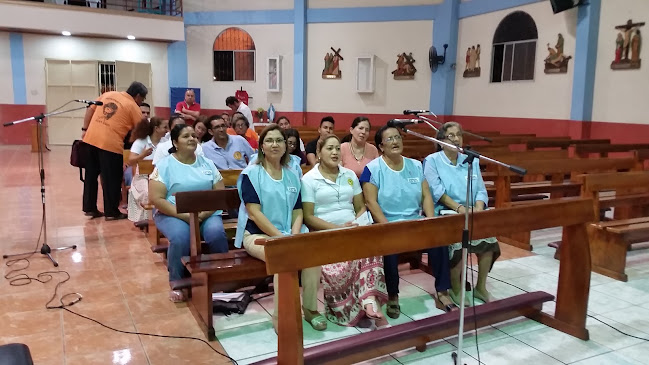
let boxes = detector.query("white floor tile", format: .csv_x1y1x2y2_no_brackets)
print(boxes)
616,342,649,365
511,255,561,273
488,260,544,280
599,306,649,334
570,351,643,365
215,321,278,360
587,315,648,351
586,290,635,316
212,301,271,332
493,317,546,337
513,326,610,363
464,336,564,365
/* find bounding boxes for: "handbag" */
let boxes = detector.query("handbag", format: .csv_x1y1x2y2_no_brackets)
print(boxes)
70,140,89,182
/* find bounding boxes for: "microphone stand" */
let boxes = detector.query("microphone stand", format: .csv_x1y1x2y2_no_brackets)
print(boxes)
413,114,493,143
2,105,89,267
396,126,526,365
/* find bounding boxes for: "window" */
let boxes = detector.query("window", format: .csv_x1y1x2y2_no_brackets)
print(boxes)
213,28,256,81
98,62,116,95
491,11,538,82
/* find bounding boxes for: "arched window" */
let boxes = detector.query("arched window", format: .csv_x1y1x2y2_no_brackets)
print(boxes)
213,28,256,81
491,11,538,82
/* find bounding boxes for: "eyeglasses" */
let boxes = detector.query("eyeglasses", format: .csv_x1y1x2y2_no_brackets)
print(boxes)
213,124,227,130
264,138,286,145
445,133,463,140
383,135,403,143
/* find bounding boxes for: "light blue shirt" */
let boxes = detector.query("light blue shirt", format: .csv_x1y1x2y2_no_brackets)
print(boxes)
248,153,303,179
423,151,489,215
234,163,306,248
150,154,222,206
360,156,425,222
202,136,254,170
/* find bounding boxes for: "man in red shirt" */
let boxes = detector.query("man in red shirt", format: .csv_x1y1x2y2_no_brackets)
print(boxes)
175,89,201,124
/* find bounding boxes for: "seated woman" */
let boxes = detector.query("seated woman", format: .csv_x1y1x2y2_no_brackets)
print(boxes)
285,128,308,165
360,124,455,318
231,114,259,150
193,117,211,144
228,112,259,141
302,135,387,327
127,117,169,222
149,124,229,302
235,125,325,331
423,122,500,305
341,116,379,177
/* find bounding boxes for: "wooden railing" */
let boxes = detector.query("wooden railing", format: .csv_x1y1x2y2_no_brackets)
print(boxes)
29,0,183,17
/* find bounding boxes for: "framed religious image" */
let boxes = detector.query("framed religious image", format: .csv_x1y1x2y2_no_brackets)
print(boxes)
267,56,281,92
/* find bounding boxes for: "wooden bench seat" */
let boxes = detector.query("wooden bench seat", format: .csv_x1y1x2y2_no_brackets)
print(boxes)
253,198,594,364
576,171,649,281
175,189,270,340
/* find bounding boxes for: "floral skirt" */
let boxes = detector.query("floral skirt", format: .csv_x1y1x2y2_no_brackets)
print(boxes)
321,256,388,326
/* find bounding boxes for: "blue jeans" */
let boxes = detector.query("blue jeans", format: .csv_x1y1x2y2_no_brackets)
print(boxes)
124,167,133,187
384,247,451,296
154,213,228,282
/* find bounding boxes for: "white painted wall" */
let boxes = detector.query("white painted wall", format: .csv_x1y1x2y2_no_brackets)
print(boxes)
306,21,433,114
0,32,14,104
592,0,649,125
308,0,441,8
454,1,577,119
184,0,294,12
0,1,183,42
22,34,169,108
185,24,294,112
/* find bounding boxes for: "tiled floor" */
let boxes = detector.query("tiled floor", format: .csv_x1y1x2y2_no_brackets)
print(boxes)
2,146,649,364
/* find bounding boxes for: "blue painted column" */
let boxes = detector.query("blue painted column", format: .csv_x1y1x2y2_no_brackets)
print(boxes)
430,0,459,117
167,30,188,89
293,0,307,112
9,33,27,105
570,0,601,121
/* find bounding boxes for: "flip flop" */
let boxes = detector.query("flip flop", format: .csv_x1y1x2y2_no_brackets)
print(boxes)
438,293,460,312
364,300,384,320
168,290,186,303
386,300,401,319
448,290,471,308
303,308,327,331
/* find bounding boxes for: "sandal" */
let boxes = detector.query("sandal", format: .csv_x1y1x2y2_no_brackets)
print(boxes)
448,289,471,308
437,292,459,312
303,307,327,331
169,290,186,303
386,300,401,319
363,300,384,320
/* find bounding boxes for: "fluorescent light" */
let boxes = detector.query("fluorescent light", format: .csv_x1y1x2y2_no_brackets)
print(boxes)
61,31,71,36
127,35,136,40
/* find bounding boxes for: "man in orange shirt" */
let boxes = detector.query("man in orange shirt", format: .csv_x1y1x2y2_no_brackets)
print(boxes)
81,81,147,220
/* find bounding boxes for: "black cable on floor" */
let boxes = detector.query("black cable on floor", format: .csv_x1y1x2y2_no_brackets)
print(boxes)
467,267,649,343
3,211,239,364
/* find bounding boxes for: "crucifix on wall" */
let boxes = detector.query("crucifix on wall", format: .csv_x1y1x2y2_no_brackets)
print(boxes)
323,47,343,79
611,19,645,70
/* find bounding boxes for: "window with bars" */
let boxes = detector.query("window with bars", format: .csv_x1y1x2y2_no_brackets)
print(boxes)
213,28,256,81
99,62,116,94
491,11,538,83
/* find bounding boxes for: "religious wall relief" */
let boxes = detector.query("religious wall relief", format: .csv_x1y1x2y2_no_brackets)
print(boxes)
611,19,644,70
463,44,481,78
544,33,572,74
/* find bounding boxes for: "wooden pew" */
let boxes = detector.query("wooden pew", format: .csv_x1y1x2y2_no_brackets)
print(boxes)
526,139,610,151
175,189,270,340
253,198,595,364
576,143,649,158
488,157,640,250
576,171,649,281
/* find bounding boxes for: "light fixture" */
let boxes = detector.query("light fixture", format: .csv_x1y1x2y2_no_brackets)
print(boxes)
127,35,136,40
62,31,71,36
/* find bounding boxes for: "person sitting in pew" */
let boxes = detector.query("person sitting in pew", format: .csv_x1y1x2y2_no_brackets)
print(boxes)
284,128,308,166
423,122,500,305
361,124,456,318
202,115,255,170
152,115,203,165
341,116,379,178
302,135,388,327
149,124,229,303
235,124,325,332
127,117,169,222
227,112,259,143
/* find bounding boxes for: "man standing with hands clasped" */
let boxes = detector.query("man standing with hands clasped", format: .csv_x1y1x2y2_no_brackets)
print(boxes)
175,89,201,125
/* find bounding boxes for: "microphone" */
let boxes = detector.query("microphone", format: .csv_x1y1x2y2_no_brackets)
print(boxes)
387,119,420,128
75,99,103,106
403,110,430,115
